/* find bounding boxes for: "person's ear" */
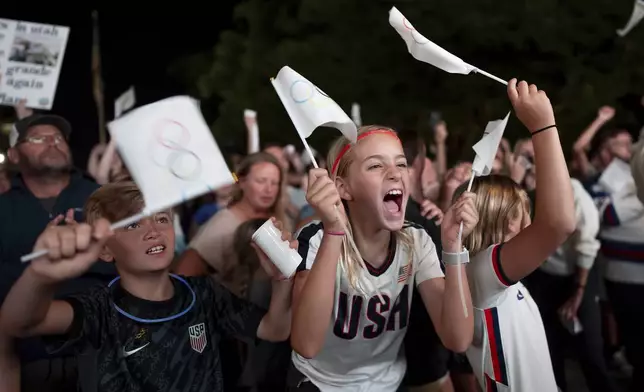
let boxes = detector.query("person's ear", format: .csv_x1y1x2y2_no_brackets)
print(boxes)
7,148,19,165
335,176,353,202
99,245,115,263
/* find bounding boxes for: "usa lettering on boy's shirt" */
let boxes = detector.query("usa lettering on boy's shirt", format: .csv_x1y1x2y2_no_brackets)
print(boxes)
292,221,444,392
466,244,558,392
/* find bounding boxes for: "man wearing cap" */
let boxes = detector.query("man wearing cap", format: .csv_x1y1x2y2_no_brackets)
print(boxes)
0,113,115,391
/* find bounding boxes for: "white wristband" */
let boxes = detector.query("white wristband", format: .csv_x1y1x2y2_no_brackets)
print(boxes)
442,249,470,266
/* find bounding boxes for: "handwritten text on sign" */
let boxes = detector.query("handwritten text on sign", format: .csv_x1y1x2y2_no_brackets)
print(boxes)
0,19,69,110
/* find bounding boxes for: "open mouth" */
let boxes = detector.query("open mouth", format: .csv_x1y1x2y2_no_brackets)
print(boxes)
383,189,403,214
146,245,166,255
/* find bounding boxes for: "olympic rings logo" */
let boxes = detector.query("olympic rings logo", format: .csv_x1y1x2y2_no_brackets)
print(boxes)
289,79,335,109
402,17,429,45
148,119,203,181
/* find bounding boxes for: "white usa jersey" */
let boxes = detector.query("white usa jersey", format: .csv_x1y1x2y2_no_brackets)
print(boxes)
292,221,444,392
466,244,557,392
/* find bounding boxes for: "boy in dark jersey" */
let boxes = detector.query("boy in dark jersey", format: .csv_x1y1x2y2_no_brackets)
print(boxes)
0,181,294,392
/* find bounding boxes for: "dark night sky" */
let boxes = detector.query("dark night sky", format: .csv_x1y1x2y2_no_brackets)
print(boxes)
2,5,236,166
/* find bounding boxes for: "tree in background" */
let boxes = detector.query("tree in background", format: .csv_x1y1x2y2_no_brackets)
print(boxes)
169,0,644,162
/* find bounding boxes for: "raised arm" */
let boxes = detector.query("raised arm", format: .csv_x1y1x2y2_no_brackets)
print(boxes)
291,169,344,358
499,80,575,283
572,106,614,179
0,220,112,337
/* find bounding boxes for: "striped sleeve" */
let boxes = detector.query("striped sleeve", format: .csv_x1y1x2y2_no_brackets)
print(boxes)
469,244,515,308
601,188,644,227
295,221,324,272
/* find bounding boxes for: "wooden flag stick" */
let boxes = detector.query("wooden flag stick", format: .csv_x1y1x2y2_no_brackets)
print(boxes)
92,11,106,144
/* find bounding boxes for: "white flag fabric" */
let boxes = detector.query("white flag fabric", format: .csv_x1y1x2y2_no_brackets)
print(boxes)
389,7,474,75
472,112,510,176
244,109,260,153
115,86,136,118
271,66,357,143
108,96,234,214
617,0,644,37
351,103,362,127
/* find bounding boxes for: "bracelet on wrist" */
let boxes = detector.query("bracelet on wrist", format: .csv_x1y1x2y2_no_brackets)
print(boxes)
326,231,346,236
442,249,470,266
531,124,557,136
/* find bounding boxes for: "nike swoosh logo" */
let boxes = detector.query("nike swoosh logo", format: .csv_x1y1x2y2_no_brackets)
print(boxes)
122,342,149,358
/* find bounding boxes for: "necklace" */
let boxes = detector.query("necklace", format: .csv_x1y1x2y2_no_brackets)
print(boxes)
107,274,196,323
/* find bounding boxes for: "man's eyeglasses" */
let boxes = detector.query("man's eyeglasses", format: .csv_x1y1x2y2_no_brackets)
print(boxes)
21,135,65,145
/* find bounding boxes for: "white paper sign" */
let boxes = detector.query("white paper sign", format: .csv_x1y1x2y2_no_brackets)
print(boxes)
617,0,644,37
389,7,473,75
244,109,260,153
108,96,235,214
271,66,357,143
115,86,136,118
0,19,69,109
472,113,510,176
599,158,633,195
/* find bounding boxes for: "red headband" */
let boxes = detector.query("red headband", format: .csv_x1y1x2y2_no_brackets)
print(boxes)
331,129,400,175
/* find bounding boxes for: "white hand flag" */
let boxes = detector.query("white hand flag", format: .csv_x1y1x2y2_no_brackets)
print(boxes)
617,0,644,37
351,103,362,127
115,86,136,118
244,109,260,153
271,66,357,151
472,113,510,176
389,7,507,85
109,96,234,214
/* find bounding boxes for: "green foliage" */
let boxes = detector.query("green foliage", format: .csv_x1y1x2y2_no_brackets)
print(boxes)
169,0,644,162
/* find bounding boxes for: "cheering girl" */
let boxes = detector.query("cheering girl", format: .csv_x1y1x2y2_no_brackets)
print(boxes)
289,125,478,391
456,79,575,391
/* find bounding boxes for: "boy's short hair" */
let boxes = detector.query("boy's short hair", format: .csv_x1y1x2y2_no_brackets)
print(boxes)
589,125,633,159
84,181,144,224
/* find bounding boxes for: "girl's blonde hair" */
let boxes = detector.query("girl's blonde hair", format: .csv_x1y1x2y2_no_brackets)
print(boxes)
229,152,288,226
328,125,415,291
453,175,531,255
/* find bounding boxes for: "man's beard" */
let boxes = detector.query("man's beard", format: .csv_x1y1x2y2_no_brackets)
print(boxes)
18,150,72,178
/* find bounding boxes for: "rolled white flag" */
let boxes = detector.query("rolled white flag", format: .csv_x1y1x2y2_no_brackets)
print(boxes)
472,113,510,176
617,0,644,37
389,7,507,85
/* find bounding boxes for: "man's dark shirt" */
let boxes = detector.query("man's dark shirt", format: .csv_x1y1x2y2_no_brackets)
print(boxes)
0,170,116,361
45,275,266,392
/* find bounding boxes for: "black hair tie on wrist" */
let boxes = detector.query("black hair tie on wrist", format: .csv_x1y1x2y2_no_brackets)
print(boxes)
532,125,557,136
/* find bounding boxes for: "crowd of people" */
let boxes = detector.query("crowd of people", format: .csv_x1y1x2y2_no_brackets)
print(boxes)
0,80,642,392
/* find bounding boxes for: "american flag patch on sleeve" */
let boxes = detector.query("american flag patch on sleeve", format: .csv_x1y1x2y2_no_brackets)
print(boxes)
398,264,412,283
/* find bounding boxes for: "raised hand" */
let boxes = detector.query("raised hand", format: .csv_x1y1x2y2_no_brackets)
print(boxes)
440,192,479,253
30,219,113,284
305,168,343,231
420,199,444,225
597,106,615,122
507,79,555,134
434,121,448,144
